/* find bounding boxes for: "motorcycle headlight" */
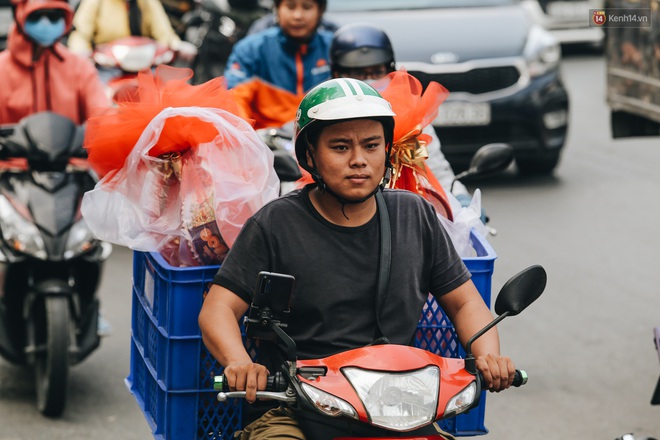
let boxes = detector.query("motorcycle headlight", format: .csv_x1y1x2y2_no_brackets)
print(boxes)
443,381,477,417
343,366,439,432
0,196,47,259
524,25,561,78
300,382,357,419
112,44,157,72
64,218,97,259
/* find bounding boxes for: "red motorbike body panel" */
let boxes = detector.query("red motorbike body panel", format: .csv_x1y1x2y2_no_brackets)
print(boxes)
296,345,475,424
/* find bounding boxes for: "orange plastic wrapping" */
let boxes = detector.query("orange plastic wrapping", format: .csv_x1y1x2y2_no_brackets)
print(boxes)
84,65,244,178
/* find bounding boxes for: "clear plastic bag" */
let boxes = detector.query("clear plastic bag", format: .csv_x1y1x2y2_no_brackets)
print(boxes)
81,106,280,266
438,189,489,258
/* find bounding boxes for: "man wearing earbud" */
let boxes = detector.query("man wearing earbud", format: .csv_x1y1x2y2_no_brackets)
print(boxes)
0,0,109,124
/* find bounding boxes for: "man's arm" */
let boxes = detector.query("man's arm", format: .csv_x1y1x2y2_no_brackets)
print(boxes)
438,279,515,392
198,283,269,403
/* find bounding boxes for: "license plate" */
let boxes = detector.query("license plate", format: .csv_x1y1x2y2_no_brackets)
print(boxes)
546,1,589,19
434,102,491,127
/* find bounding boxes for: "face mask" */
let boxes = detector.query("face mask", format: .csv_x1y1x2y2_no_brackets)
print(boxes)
24,16,66,47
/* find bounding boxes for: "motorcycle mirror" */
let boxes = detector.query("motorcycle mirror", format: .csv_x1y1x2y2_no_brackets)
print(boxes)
494,265,547,316
469,143,515,175
71,126,88,158
464,264,546,375
452,143,514,188
273,151,302,182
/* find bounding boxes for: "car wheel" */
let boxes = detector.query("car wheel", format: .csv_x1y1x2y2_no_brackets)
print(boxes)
516,152,560,175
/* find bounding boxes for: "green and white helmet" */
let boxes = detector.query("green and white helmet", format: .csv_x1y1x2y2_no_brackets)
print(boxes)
294,78,396,172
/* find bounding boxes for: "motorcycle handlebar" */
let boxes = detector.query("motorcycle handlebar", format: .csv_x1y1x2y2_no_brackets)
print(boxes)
215,368,528,397
214,371,287,393
478,369,528,388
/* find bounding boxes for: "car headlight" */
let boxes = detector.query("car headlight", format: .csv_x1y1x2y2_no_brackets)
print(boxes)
300,382,358,419
443,381,477,417
343,366,439,432
0,195,47,259
64,217,97,259
524,25,561,78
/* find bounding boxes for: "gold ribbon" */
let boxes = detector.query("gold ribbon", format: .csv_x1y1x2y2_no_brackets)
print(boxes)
388,124,429,189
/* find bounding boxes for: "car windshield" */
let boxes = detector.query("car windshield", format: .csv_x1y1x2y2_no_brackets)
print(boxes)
327,0,518,12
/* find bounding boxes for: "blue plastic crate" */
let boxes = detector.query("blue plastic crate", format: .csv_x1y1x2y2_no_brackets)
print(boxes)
128,229,496,439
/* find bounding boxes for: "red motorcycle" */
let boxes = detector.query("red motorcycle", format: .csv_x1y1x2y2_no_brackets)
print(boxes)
92,36,175,103
215,265,547,439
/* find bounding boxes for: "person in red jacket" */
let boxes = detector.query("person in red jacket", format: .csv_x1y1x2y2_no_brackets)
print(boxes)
0,0,111,336
0,0,109,124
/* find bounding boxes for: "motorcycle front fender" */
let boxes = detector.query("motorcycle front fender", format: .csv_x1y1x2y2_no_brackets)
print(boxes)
23,279,73,321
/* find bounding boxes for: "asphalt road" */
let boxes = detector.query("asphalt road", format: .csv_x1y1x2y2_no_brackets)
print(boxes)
1,49,660,440
480,47,660,440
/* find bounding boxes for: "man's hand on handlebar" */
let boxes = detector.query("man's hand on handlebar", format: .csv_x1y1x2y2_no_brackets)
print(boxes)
222,361,270,403
475,353,516,392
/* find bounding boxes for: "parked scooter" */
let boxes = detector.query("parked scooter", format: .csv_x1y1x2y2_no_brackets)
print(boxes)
215,265,546,439
0,112,112,417
182,0,268,84
92,36,176,103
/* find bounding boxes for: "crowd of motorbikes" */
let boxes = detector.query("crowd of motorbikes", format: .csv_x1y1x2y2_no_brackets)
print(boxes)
0,0,300,412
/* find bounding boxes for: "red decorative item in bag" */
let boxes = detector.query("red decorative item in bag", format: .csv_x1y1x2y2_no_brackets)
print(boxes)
81,66,280,266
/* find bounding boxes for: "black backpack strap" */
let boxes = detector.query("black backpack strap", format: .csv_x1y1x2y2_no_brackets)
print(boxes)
374,190,391,339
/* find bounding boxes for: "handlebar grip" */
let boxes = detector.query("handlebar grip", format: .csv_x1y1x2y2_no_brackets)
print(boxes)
213,372,287,393
213,375,227,392
512,369,528,387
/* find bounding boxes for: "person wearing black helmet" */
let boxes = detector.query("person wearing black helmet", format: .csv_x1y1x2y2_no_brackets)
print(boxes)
199,78,516,439
330,22,473,209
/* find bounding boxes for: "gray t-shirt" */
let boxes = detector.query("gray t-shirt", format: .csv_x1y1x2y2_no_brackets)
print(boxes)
213,185,470,360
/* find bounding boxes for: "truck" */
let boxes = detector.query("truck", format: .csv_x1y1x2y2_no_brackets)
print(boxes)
604,0,660,137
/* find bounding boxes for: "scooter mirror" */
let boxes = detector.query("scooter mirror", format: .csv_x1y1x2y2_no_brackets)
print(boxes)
468,143,515,176
451,144,514,191
273,150,302,182
71,126,88,158
494,265,547,316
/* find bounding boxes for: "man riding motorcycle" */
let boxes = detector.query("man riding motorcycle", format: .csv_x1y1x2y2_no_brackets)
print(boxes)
198,78,517,439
